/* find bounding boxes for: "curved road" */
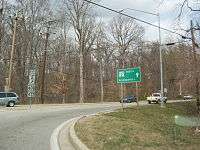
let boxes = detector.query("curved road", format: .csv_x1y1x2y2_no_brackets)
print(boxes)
0,102,132,150
0,100,182,150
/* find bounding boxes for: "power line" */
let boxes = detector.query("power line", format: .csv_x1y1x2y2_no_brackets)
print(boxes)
83,0,186,38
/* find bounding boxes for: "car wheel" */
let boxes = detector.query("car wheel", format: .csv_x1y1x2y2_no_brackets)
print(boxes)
148,101,151,104
7,101,15,107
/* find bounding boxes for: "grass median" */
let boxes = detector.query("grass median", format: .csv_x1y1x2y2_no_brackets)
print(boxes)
75,101,200,150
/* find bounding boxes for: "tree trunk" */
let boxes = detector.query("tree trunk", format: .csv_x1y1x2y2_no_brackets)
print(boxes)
62,68,65,104
100,58,104,102
80,48,84,103
120,58,125,98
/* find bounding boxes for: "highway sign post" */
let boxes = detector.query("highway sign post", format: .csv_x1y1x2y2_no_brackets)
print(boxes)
117,67,142,108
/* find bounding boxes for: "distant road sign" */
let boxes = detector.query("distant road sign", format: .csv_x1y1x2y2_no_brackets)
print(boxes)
117,67,141,83
164,88,168,93
27,69,36,98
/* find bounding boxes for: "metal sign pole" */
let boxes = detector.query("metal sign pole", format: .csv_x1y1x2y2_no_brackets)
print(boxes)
29,97,32,109
121,83,124,111
27,67,36,109
136,82,139,106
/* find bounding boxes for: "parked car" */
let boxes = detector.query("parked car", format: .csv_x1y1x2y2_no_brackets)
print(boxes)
120,95,137,103
183,95,193,100
0,92,19,107
147,93,167,104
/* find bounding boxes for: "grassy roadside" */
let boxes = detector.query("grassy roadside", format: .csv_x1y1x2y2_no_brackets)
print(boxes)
75,101,200,150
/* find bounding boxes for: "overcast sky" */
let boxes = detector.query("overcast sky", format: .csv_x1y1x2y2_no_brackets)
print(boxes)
9,0,198,42
98,0,195,42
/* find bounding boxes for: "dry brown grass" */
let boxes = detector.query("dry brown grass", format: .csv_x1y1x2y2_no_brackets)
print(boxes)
75,102,200,150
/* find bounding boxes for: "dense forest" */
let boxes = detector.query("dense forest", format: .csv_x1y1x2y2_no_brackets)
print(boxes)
0,0,199,104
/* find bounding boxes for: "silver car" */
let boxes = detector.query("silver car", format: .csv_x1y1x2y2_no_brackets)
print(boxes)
0,92,19,107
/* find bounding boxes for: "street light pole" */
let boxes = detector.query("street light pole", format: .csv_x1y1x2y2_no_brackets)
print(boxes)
158,13,164,107
190,20,200,112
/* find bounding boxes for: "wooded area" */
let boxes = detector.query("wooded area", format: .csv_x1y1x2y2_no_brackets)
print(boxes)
0,0,199,104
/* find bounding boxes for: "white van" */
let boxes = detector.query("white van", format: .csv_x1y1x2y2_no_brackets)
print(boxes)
147,93,167,104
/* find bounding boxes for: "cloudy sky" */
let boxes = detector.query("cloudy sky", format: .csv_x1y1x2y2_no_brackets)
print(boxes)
97,0,195,42
9,0,198,42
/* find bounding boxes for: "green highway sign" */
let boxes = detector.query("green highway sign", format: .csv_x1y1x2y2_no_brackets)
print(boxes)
117,67,141,83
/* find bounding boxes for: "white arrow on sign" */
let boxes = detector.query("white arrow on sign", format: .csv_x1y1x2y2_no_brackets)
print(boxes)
136,72,139,78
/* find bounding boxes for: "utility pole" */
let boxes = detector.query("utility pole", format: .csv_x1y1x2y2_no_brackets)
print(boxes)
7,13,18,91
190,20,200,113
39,25,50,104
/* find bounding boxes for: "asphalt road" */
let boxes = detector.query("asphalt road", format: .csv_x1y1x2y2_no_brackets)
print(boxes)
0,102,136,150
0,100,187,150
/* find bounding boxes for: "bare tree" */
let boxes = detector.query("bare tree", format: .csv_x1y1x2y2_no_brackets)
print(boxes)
64,0,97,103
0,0,4,52
110,15,144,98
94,25,106,102
177,0,200,19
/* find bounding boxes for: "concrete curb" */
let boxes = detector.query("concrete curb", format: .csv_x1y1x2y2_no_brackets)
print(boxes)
50,117,80,150
69,110,116,150
49,101,182,150
69,116,90,150
50,109,117,150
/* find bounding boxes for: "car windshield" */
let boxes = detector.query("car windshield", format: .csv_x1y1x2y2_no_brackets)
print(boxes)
7,93,17,97
0,93,6,98
125,96,133,98
153,94,160,97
